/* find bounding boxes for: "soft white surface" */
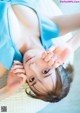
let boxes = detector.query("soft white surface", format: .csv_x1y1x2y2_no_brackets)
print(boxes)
0,0,73,113
0,84,49,113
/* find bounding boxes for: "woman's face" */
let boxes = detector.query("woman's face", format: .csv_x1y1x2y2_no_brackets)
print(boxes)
23,49,57,95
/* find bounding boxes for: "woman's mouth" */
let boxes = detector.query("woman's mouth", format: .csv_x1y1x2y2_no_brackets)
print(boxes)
26,56,35,63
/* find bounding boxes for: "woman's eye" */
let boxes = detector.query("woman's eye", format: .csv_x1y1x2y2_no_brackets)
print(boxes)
42,68,50,74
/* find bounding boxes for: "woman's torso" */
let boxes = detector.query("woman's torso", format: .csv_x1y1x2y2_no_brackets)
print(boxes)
8,4,40,51
0,1,59,70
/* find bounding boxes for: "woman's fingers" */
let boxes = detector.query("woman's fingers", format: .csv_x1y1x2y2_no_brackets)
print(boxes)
48,59,61,68
58,48,71,62
41,50,64,68
48,59,55,67
11,65,24,70
10,60,26,75
53,46,62,55
44,55,52,62
17,74,27,80
11,64,25,74
42,51,54,62
8,61,27,91
13,60,23,65
13,68,26,74
42,51,47,59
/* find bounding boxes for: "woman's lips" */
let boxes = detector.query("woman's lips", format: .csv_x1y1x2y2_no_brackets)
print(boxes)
26,56,35,63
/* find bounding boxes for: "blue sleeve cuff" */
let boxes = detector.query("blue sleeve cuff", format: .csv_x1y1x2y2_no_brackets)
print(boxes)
39,16,60,50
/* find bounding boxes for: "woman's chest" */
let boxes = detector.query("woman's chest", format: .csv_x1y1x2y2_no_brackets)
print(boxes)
8,5,40,48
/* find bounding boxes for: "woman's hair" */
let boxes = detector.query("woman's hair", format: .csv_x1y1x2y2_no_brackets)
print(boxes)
25,64,74,103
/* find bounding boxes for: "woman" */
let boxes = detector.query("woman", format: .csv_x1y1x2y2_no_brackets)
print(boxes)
0,0,80,102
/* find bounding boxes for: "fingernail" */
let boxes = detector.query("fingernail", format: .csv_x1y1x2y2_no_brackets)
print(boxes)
42,53,45,59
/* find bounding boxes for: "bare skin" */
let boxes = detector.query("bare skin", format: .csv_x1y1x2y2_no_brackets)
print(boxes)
0,63,8,78
52,13,80,36
0,4,80,100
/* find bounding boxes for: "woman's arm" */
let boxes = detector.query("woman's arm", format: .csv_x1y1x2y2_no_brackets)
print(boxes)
0,63,8,78
0,64,12,100
0,85,14,100
0,61,27,100
66,30,80,52
52,13,80,36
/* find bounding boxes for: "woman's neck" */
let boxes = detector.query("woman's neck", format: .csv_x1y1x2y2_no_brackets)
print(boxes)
19,35,45,55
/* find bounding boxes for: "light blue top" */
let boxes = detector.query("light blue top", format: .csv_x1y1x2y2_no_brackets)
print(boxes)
0,0,60,70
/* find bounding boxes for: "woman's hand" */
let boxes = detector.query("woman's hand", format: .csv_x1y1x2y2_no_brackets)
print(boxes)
42,50,60,68
7,61,27,92
52,45,72,64
42,45,72,68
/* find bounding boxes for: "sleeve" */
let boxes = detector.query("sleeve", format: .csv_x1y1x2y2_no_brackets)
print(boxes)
0,2,23,70
0,42,15,70
39,16,60,50
0,2,15,70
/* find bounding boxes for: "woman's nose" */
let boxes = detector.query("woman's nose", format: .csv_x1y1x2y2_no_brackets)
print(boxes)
28,75,38,86
29,76,35,82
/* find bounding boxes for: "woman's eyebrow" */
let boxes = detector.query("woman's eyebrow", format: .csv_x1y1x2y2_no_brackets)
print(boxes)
31,74,54,94
32,85,42,94
31,80,46,94
43,73,52,78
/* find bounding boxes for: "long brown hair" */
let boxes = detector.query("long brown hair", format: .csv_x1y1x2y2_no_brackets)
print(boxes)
25,64,74,102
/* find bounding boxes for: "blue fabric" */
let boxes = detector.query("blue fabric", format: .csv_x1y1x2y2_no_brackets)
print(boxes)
0,0,60,70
